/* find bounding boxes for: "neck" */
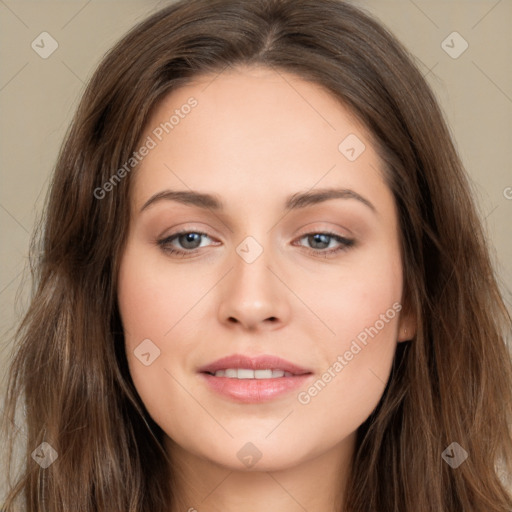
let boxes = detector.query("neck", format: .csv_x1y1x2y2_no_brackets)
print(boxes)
165,433,356,512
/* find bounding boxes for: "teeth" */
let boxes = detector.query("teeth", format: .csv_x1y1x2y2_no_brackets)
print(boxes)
212,368,294,379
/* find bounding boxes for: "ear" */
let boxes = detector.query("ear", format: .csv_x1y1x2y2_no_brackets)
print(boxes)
397,309,417,342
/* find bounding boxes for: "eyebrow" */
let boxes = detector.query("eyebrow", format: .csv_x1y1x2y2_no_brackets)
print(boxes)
139,187,376,214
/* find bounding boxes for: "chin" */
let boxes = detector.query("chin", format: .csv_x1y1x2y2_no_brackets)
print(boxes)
206,436,317,472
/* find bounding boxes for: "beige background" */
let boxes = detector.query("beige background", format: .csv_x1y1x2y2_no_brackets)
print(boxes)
1,0,511,497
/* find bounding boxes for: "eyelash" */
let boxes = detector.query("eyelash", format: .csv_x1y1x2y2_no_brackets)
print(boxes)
156,229,355,259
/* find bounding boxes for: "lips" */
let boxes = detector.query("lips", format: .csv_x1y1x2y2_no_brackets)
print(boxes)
197,354,314,403
197,354,312,376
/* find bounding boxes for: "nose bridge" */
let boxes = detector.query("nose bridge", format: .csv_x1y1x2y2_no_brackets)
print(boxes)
235,235,273,291
232,233,276,305
217,232,290,329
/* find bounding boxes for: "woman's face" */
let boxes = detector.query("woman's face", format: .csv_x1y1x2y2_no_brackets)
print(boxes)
117,65,414,471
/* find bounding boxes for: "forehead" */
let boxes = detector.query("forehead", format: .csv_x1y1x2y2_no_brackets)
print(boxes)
131,65,390,216
149,64,367,143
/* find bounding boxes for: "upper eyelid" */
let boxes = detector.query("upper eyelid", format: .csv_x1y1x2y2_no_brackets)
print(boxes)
159,220,354,238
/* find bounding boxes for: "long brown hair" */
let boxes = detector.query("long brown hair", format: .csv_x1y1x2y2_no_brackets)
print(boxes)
2,0,511,510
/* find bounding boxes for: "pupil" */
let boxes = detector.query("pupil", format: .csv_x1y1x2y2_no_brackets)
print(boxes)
310,234,329,249
181,233,200,249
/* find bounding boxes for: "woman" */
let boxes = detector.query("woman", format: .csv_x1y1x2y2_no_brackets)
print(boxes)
2,0,511,510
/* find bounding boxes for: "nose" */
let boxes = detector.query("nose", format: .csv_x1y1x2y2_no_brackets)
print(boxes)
217,242,291,331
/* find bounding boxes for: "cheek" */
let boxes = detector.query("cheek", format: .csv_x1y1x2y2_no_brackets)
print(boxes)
303,238,403,347
116,247,185,398
117,246,200,345
296,244,402,416
117,243,217,426
295,312,400,442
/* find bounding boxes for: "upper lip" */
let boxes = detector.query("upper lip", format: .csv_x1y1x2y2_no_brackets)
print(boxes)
198,354,312,375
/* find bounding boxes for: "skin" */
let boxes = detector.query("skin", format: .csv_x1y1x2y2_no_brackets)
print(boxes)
117,64,416,512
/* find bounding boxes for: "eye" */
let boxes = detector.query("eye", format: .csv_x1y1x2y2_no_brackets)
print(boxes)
157,230,355,259
293,232,355,257
157,230,217,257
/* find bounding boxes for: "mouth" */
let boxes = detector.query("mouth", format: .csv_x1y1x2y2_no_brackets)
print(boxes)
204,368,297,378
197,353,313,403
197,353,312,377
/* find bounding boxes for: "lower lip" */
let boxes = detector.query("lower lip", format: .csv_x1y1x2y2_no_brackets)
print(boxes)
199,372,313,403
